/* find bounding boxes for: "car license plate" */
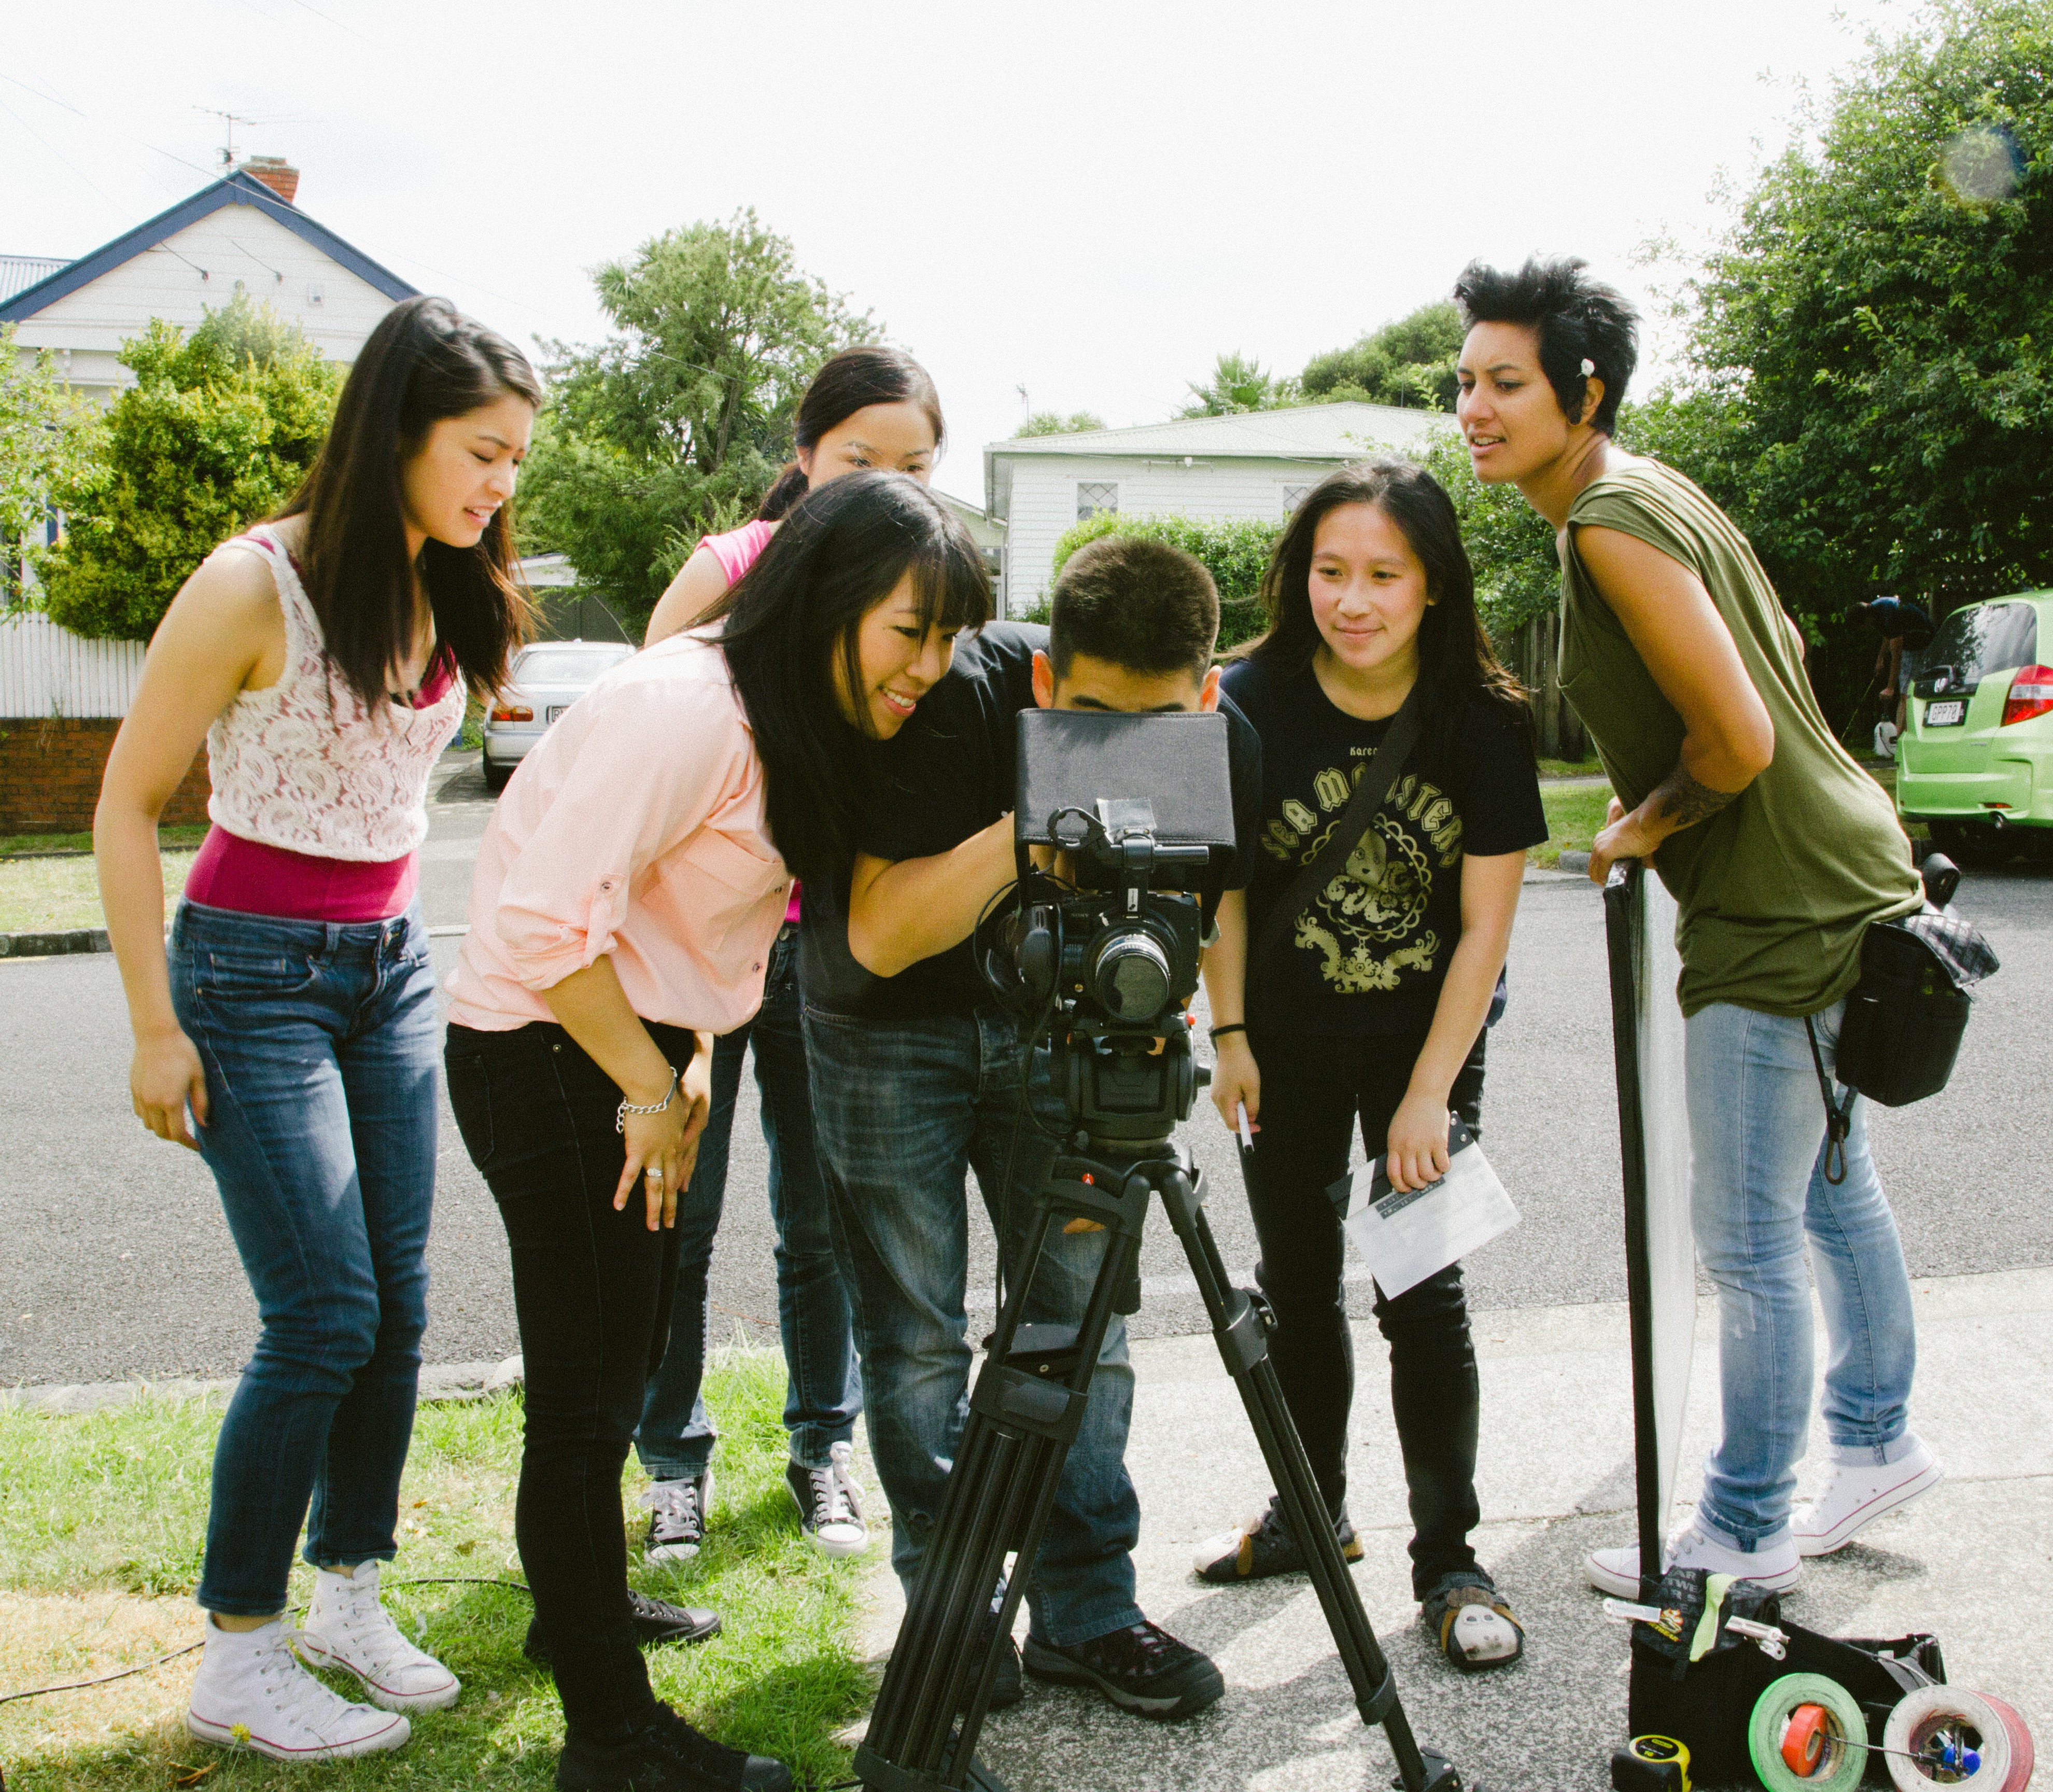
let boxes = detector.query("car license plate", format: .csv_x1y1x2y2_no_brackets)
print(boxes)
1924,700,1966,727
545,705,569,725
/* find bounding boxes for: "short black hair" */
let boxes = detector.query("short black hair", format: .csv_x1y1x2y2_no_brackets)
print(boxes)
1048,534,1219,681
1452,256,1640,435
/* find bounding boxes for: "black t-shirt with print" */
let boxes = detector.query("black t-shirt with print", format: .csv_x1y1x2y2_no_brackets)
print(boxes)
1221,653,1548,1038
801,621,1265,1021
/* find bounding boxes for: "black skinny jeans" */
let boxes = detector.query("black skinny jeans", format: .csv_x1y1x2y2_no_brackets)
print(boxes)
444,1019,697,1744
1243,1024,1486,1601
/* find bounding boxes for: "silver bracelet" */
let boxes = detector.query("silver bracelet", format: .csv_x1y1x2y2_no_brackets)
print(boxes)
615,1066,679,1133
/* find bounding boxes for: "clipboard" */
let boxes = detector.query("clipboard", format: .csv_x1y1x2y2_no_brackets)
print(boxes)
1324,1119,1520,1300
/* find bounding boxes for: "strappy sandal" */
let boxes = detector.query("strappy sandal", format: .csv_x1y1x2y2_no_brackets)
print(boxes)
1423,1577,1524,1672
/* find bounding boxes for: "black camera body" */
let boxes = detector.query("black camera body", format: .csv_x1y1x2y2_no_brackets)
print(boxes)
980,710,1238,1145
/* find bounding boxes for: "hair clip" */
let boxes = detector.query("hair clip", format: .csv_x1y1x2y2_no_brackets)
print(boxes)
1580,358,1596,377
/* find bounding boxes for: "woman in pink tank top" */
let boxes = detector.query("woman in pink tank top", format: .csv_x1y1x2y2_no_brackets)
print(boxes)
94,298,539,1766
627,351,949,1564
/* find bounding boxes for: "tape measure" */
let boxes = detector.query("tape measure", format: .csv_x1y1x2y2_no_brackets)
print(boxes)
1611,1734,1691,1792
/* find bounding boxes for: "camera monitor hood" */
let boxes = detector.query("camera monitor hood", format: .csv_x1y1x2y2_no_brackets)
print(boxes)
1014,709,1236,868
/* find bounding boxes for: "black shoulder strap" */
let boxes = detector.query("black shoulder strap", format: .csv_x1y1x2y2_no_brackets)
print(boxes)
1247,680,1426,990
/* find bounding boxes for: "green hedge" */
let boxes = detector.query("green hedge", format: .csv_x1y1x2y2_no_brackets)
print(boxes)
1039,511,1284,653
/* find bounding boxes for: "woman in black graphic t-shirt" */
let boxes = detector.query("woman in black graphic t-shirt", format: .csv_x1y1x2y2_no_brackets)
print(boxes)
1196,460,1546,1673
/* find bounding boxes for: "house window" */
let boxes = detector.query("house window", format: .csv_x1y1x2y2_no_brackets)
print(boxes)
1077,482,1119,521
1281,485,1310,514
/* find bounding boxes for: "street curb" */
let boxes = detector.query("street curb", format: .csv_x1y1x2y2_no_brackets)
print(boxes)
0,927,109,958
3,1355,524,1415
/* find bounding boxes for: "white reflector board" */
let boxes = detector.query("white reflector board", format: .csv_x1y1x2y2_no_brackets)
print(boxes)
1603,862,1697,1578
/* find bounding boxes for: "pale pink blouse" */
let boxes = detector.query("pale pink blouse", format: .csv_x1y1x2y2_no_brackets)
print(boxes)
444,630,792,1033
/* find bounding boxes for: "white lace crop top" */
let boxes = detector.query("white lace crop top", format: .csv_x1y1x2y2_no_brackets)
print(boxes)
203,526,466,862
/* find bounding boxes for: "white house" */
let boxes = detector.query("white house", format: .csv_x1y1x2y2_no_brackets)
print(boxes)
983,401,1451,615
2,159,416,408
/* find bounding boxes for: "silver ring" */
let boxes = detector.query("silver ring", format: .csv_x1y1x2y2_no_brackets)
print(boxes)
645,1166,662,1179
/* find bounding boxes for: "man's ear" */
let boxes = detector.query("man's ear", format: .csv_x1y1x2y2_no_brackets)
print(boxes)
1198,663,1222,712
1576,376,1607,429
1031,649,1056,709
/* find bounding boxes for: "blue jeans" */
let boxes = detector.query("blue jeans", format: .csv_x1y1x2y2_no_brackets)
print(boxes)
637,923,860,1478
1686,999,1919,1550
168,898,439,1616
803,1002,1144,1649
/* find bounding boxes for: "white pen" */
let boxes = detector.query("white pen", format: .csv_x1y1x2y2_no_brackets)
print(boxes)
1235,1101,1254,1151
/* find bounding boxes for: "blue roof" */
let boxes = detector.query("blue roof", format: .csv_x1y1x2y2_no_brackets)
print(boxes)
0,169,417,323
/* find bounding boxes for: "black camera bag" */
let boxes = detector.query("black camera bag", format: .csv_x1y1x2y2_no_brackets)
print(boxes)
1625,1568,1945,1784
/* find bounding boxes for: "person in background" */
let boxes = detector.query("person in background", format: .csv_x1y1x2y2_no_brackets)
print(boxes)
1196,461,1542,1672
1861,594,1933,753
444,472,986,1792
631,346,944,1568
94,297,535,1763
1453,255,1935,1599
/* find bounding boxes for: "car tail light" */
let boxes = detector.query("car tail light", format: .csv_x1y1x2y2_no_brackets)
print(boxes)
490,704,533,722
2001,666,2053,727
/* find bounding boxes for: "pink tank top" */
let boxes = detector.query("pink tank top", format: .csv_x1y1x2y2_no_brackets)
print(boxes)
701,519,800,925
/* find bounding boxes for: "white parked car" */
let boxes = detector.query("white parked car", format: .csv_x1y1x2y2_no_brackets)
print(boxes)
482,640,635,791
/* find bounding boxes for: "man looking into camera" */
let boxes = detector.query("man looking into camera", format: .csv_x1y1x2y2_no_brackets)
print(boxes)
802,536,1258,1720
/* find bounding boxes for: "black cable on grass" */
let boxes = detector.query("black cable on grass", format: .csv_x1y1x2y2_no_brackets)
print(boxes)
0,1578,533,1705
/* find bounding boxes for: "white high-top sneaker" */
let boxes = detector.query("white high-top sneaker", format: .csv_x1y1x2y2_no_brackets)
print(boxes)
187,1613,411,1761
294,1561,461,1711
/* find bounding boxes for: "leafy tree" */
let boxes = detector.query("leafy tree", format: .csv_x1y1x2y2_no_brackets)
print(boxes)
1176,352,1299,418
1042,511,1284,651
1680,0,2051,625
1015,409,1106,437
518,209,875,621
37,296,339,640
1414,427,1561,642
1,325,93,606
1301,301,1465,412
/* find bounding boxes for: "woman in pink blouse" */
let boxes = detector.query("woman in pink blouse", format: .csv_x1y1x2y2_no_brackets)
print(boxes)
443,471,989,1792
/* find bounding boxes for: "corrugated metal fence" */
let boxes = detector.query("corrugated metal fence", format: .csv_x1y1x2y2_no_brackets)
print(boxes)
0,612,144,718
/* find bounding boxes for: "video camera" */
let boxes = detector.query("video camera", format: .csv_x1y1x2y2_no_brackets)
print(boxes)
978,709,1238,1144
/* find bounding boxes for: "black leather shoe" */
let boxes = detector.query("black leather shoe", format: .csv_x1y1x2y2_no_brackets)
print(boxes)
555,1702,791,1791
1021,1620,1224,1719
525,1591,722,1667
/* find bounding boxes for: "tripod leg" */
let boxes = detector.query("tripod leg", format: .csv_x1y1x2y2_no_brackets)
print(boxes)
1159,1166,1466,1792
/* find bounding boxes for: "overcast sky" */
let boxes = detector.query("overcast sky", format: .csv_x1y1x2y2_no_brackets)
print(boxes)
3,0,1909,504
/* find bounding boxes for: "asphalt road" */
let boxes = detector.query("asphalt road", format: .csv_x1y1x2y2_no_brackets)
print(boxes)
5,753,2049,1387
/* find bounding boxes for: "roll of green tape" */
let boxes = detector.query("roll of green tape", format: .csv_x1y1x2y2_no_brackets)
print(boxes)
1749,1673,1867,1792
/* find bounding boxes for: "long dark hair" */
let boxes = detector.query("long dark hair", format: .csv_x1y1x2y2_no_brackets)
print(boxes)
757,346,946,521
1236,458,1531,753
712,471,990,883
277,296,540,710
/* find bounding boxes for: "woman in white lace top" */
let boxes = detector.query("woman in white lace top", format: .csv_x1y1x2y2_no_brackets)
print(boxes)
93,298,537,1767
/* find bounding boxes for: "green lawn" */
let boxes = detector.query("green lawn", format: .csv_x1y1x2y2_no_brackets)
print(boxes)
0,851,196,934
1532,781,1614,870
0,1351,871,1789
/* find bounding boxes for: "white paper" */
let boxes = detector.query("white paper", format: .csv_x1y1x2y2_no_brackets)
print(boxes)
1329,1125,1520,1300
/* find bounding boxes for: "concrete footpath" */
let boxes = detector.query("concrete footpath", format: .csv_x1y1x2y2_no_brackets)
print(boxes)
862,1264,2053,1791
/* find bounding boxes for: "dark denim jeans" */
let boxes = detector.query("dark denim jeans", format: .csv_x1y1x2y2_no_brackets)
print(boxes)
637,923,860,1478
444,1018,698,1744
168,898,438,1617
1241,1024,1488,1601
803,1000,1143,1649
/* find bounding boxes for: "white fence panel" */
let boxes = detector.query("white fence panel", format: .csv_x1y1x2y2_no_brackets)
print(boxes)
0,612,145,718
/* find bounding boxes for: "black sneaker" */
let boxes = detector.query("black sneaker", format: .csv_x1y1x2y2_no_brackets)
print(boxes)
525,1591,722,1668
640,1472,712,1566
965,1625,1023,1713
555,1702,790,1791
1021,1621,1224,1720
1192,1495,1363,1583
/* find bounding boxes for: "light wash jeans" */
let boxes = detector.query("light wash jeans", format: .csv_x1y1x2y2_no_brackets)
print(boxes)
802,1000,1144,1649
1686,998,1918,1550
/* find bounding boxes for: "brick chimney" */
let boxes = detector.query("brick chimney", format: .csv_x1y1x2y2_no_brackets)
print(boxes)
238,156,300,204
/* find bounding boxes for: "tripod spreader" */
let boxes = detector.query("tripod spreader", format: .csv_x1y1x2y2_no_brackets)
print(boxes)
853,1139,1473,1792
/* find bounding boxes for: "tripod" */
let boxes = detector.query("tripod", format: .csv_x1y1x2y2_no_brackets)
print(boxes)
853,1054,1470,1792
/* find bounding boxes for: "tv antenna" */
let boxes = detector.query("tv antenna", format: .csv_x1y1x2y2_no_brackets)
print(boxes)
194,107,301,169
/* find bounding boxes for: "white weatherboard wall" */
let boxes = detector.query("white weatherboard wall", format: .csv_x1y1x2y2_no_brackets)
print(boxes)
10,201,397,404
0,613,144,718
1003,455,1335,611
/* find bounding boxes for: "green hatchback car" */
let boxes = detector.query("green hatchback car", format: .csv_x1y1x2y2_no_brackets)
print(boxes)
1896,590,2053,866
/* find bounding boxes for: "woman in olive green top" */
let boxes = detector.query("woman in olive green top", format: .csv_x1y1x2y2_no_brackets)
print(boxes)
1451,256,1937,1598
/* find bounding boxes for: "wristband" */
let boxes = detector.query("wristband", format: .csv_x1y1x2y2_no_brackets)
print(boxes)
1208,1023,1247,1043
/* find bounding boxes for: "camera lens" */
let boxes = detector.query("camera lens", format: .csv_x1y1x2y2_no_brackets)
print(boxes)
1092,932,1172,1020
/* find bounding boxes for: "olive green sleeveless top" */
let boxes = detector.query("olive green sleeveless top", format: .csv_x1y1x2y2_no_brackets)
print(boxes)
1559,458,1918,1018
